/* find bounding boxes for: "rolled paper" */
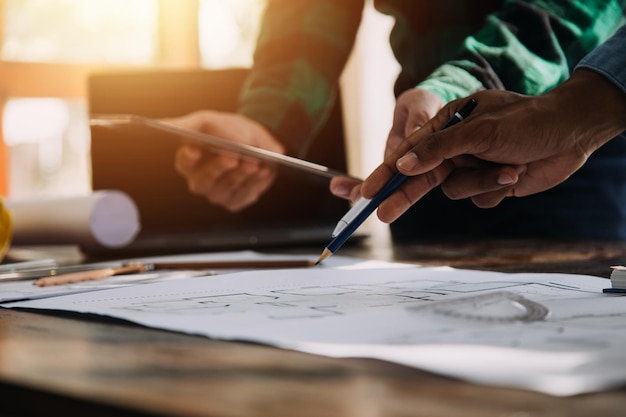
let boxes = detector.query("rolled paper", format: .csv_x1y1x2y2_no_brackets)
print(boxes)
5,190,141,248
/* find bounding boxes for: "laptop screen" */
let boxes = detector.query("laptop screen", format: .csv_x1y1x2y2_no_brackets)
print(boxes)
87,69,353,255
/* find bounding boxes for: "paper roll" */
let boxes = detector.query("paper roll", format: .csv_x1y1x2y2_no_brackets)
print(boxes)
5,190,141,248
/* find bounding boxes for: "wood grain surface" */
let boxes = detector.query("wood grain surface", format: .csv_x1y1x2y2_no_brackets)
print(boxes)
2,236,626,417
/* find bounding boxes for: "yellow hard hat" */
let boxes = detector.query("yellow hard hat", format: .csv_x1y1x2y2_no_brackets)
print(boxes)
0,198,12,261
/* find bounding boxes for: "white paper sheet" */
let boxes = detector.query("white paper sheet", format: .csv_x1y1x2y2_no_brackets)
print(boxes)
5,262,624,396
0,251,404,303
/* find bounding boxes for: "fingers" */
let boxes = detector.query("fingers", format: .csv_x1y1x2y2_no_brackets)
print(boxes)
441,162,525,200
385,88,444,160
175,144,273,212
441,163,526,208
361,95,524,219
176,146,237,191
375,160,455,223
330,176,363,202
470,188,514,208
202,163,274,212
359,89,598,219
175,144,203,178
402,91,443,138
385,131,405,161
361,104,455,200
162,111,209,131
215,166,276,212
395,100,479,177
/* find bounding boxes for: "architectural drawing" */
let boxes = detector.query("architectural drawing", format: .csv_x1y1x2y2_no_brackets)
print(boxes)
109,278,584,323
9,266,626,396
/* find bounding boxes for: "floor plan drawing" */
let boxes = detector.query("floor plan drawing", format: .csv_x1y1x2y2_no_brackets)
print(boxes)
7,265,626,396
101,274,597,325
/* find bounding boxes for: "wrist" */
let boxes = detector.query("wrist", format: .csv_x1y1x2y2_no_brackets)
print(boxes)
545,69,626,152
417,64,484,104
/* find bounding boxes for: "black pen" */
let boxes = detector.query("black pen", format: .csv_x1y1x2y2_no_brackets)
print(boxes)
317,98,478,264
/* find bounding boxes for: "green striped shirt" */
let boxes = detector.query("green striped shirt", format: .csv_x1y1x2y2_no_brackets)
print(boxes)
238,0,625,156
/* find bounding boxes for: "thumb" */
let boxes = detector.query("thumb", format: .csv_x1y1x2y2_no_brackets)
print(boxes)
396,99,479,175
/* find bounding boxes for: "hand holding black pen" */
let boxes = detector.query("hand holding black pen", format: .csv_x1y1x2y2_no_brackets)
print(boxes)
316,98,478,264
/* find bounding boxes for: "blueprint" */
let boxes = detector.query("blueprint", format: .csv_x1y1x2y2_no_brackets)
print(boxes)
5,262,626,396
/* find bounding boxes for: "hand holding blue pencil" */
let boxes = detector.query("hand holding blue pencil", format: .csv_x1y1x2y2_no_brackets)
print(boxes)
316,98,477,264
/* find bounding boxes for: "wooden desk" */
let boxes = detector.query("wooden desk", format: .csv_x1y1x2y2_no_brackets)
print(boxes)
2,235,626,417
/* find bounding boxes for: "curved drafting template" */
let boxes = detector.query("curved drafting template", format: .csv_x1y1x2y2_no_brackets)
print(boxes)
409,291,551,323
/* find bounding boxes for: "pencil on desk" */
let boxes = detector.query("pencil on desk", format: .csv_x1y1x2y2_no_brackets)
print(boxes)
151,259,316,270
34,259,316,287
35,264,148,287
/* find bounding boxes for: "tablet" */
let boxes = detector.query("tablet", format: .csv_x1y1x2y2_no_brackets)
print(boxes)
90,114,358,180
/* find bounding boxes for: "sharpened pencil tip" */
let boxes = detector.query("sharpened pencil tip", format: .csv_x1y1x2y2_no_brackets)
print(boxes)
315,248,333,265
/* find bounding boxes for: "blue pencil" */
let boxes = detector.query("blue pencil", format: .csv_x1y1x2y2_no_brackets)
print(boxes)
316,98,477,264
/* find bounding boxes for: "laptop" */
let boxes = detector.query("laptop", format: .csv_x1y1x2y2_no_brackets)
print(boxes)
86,68,358,256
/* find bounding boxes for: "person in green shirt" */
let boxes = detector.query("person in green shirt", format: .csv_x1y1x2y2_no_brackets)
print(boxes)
172,0,626,240
353,26,626,231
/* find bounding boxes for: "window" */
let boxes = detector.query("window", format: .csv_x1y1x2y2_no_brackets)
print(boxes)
198,0,265,68
2,0,159,65
0,0,266,198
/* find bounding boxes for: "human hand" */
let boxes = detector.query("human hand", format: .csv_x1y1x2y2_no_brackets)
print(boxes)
363,69,626,222
385,87,444,159
330,88,444,203
168,111,285,212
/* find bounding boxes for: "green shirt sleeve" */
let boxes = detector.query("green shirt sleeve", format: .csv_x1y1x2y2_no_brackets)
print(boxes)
418,0,626,103
237,0,363,157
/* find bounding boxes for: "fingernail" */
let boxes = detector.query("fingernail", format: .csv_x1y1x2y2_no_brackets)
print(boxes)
497,173,515,185
332,185,350,197
397,152,418,171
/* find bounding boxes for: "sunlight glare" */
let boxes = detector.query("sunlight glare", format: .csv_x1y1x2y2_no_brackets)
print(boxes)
198,0,266,68
2,0,158,64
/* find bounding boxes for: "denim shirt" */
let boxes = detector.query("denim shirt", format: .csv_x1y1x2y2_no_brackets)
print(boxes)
576,25,626,94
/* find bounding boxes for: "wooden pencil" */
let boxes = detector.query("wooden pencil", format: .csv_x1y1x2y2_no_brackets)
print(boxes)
34,258,316,287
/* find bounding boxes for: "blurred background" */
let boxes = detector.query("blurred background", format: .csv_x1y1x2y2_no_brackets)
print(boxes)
0,0,398,199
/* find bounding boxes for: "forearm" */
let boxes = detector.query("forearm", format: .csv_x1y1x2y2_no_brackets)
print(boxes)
544,68,626,156
564,25,626,151
419,0,625,103
238,0,363,157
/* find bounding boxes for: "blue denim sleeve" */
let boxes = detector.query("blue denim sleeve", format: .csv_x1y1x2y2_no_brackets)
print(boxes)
576,25,626,94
